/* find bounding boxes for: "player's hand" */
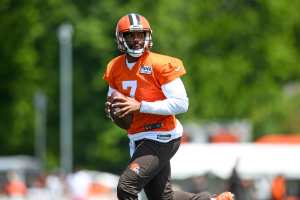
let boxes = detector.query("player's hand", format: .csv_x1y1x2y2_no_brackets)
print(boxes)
105,97,113,120
112,96,141,118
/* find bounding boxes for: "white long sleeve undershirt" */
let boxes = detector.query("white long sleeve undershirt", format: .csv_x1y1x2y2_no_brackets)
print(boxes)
107,78,189,115
140,78,189,115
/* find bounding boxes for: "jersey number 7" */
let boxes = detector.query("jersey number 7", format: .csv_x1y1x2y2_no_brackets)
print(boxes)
122,80,137,97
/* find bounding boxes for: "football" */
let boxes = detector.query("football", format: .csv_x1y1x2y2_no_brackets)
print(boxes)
109,91,133,130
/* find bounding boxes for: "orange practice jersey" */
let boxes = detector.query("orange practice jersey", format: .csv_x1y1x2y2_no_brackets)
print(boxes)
103,51,186,134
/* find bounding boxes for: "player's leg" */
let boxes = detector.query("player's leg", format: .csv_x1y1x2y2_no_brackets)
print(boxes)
141,138,201,200
117,139,167,200
143,161,173,200
118,138,181,200
117,138,234,200
117,167,142,200
140,139,231,200
143,160,212,200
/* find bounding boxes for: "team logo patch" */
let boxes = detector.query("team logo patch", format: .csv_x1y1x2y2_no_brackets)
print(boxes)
129,162,141,174
140,65,152,74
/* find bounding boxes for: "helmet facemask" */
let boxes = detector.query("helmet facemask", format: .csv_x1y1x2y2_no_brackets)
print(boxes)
117,30,152,57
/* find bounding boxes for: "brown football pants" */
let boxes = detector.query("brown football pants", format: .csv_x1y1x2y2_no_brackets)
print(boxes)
117,138,211,200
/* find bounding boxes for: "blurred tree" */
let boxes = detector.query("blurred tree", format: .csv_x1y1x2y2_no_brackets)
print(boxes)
0,0,300,173
0,0,43,154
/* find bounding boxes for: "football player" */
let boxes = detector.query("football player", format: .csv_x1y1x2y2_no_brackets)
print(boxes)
103,13,234,200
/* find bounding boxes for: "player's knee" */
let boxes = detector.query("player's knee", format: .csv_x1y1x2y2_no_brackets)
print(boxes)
117,170,140,199
117,181,139,200
117,184,133,200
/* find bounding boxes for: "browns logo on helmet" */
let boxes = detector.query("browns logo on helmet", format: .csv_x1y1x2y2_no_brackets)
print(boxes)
115,13,153,57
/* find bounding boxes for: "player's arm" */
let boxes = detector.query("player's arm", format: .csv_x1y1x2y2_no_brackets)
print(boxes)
112,78,188,117
114,78,188,117
140,78,189,115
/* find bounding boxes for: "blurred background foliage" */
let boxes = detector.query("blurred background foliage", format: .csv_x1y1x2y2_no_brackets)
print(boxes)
0,0,300,173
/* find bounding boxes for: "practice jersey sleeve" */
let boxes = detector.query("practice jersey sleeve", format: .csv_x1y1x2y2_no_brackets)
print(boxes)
155,58,186,85
140,78,189,115
103,59,117,89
